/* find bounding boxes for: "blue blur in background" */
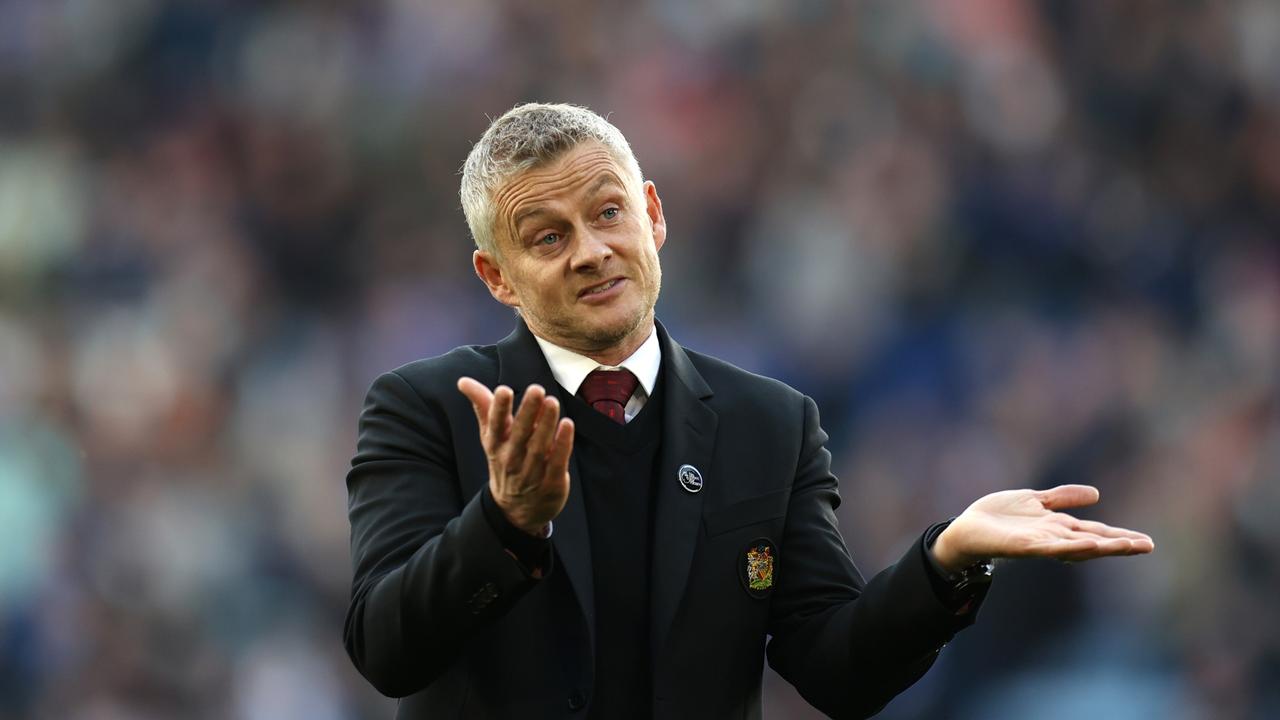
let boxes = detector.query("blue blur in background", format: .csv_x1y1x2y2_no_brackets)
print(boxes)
0,1,1277,718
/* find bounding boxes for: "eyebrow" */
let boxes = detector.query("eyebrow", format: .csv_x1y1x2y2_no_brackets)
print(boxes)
513,206,552,230
512,174,627,231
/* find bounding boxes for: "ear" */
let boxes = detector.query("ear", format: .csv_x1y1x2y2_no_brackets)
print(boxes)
642,180,667,251
473,249,521,309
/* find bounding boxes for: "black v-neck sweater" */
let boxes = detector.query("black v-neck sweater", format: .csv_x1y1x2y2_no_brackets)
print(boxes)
564,369,665,719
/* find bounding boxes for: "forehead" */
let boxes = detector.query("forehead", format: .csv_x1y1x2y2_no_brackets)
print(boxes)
493,143,632,224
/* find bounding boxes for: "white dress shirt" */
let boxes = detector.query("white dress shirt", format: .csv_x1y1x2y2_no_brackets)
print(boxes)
533,325,662,423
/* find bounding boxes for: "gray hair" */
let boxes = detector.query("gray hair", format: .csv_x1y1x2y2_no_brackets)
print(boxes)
460,103,644,254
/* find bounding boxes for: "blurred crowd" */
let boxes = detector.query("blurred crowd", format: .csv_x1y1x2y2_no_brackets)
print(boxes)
1,0,1277,718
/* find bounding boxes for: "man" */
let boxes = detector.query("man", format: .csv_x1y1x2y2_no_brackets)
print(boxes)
344,103,1153,719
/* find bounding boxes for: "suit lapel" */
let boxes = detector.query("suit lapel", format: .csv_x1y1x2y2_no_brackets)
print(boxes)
495,318,719,667
496,320,595,656
650,321,718,664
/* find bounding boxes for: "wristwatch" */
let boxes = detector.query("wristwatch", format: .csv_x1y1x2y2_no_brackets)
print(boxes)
942,557,995,611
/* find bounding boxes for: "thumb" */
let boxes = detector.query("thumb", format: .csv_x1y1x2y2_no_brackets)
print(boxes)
457,377,493,429
1038,484,1100,511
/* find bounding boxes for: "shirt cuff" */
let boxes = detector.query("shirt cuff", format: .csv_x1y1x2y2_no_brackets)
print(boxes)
480,486,552,578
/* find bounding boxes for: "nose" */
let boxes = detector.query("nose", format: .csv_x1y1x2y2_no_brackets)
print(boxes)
569,227,612,273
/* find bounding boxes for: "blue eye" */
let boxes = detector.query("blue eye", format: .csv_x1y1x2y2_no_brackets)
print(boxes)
538,233,560,245
601,207,619,220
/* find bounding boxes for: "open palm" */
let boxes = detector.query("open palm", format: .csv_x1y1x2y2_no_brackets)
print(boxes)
932,484,1154,572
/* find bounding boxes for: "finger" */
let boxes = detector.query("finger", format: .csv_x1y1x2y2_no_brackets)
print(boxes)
1024,532,1095,556
1125,538,1155,554
1091,536,1136,555
1024,536,1100,558
549,418,574,470
1090,535,1153,555
1066,533,1154,558
1070,519,1153,544
505,384,547,462
521,396,561,476
457,377,494,432
489,385,515,444
529,396,561,449
1059,535,1153,561
546,418,575,487
1037,484,1100,511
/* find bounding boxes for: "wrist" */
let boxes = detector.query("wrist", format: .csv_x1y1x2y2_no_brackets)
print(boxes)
517,520,552,539
492,494,550,538
502,509,549,538
931,524,976,575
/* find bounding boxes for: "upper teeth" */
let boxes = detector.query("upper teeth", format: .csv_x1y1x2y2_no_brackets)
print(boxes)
588,279,618,294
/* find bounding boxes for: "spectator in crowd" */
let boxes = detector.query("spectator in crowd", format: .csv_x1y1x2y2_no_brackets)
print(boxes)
0,2,1275,718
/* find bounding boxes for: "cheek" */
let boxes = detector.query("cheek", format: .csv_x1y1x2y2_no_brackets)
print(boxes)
640,242,661,272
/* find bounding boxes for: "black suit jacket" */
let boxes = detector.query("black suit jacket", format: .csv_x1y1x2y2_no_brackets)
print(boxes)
345,320,979,719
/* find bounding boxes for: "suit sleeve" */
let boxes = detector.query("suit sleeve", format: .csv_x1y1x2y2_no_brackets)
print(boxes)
765,395,983,719
343,370,549,698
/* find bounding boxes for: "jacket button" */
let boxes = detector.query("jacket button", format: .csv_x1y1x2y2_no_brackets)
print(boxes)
567,690,587,711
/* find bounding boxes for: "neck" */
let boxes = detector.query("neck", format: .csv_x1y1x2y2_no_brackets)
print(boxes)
580,326,652,366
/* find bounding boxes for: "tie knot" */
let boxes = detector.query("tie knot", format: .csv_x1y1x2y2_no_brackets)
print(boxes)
580,368,640,406
579,368,640,424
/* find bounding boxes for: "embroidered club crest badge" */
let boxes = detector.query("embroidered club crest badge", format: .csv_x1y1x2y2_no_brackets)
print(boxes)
740,538,776,598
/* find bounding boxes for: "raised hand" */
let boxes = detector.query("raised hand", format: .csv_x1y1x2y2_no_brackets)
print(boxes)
457,378,575,536
931,484,1154,573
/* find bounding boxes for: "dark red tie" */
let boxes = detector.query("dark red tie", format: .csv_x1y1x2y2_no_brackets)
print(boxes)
579,368,639,425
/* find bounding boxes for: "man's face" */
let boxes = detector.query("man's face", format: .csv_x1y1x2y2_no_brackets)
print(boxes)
474,142,667,358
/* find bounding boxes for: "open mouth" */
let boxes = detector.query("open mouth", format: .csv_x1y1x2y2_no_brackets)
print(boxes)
579,277,624,298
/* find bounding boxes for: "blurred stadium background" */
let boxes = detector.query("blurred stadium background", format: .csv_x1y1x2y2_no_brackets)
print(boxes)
1,1,1277,718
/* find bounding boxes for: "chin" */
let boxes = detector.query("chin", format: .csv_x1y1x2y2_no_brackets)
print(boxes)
579,321,633,347
578,308,648,346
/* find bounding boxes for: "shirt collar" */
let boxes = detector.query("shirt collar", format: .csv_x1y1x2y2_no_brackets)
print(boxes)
533,324,661,398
